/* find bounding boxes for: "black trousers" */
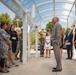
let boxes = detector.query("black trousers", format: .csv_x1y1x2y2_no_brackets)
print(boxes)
0,58,5,68
66,45,73,59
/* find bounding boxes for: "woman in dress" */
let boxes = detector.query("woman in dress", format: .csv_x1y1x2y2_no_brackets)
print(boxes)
44,31,52,58
10,25,18,59
6,23,19,66
60,34,64,58
0,22,11,73
74,29,76,49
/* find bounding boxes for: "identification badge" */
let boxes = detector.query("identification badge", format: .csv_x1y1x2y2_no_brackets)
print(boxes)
12,37,16,40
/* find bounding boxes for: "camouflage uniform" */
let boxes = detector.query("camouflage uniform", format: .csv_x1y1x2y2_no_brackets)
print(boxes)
39,38,45,57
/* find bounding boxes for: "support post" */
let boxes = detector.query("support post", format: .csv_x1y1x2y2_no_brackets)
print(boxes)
75,3,76,15
23,13,27,64
35,27,38,57
28,25,31,57
72,23,76,59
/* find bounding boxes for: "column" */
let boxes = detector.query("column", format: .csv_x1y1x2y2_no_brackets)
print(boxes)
72,21,76,59
40,21,42,29
31,4,35,18
23,13,27,64
28,25,31,57
35,27,38,57
75,3,76,15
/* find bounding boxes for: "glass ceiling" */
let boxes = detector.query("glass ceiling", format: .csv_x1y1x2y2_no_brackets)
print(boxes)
1,0,76,27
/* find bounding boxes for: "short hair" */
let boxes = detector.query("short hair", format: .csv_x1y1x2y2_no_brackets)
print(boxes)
54,17,59,21
6,22,9,25
67,28,71,30
46,32,49,36
0,22,6,28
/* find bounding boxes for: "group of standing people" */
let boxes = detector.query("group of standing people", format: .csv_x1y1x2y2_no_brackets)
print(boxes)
39,17,62,72
39,17,76,72
39,30,53,58
0,17,76,73
39,17,73,72
0,22,23,73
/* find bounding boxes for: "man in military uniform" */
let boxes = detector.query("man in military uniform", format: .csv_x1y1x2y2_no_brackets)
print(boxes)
39,34,45,57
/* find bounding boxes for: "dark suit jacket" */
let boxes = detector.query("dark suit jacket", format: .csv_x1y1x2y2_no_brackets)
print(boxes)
74,34,76,42
65,32,73,46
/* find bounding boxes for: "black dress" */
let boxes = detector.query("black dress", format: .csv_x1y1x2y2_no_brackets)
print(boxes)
60,34,64,48
74,34,76,49
10,31,18,53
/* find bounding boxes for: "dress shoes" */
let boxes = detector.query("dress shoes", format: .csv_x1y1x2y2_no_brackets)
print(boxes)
52,68,62,72
66,58,69,59
66,58,72,60
53,67,57,69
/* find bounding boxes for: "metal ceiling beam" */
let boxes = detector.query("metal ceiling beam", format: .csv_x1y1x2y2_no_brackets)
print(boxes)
19,0,25,3
42,18,67,22
43,18,67,21
42,14,74,20
37,1,52,6
39,9,53,13
42,14,53,18
55,1,74,4
12,0,37,27
32,0,42,20
42,15,67,19
42,17,67,20
42,14,69,18
37,1,74,7
67,0,76,20
35,14,74,22
0,0,22,19
39,8,75,14
12,0,26,14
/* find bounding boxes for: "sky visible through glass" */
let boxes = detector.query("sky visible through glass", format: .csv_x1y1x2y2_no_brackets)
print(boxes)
0,0,76,29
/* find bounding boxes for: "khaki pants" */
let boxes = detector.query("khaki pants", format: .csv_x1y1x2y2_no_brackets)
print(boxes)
52,42,62,70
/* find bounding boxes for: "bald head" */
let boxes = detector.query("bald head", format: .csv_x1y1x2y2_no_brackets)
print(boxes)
52,17,59,24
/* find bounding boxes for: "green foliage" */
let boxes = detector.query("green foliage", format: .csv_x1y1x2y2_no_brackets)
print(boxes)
30,32,35,45
0,13,12,24
46,22,54,31
62,28,67,35
38,31,43,35
38,29,45,35
12,18,17,26
18,20,23,28
31,38,35,45
12,17,23,28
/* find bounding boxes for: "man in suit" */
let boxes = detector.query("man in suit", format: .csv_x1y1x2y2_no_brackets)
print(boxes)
51,17,62,72
65,28,73,59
